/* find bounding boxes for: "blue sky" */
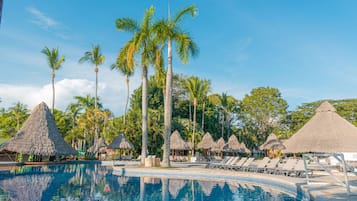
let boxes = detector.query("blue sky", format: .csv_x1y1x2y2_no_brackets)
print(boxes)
1,1,357,116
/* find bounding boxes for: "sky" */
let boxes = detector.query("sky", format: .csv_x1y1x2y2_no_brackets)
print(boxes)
1,0,357,116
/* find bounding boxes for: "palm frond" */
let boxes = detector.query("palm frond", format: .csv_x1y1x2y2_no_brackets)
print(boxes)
173,5,197,24
116,18,140,32
175,32,199,64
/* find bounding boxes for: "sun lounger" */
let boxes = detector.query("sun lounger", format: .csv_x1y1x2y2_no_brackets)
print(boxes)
230,157,248,170
208,156,231,168
291,159,312,177
264,158,281,174
274,158,298,176
217,157,236,169
222,157,240,169
249,157,270,172
240,157,256,171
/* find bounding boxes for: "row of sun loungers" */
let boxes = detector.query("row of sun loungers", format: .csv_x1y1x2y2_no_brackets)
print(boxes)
208,156,311,177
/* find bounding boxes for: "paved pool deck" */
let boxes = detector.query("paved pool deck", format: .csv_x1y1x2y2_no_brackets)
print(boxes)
110,161,357,201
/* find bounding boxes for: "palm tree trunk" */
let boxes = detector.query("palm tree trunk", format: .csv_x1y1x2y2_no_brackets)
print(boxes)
201,101,205,132
189,101,192,132
51,71,55,113
162,39,173,167
141,66,149,164
124,75,130,126
94,66,99,149
221,113,225,139
161,178,169,201
192,98,197,156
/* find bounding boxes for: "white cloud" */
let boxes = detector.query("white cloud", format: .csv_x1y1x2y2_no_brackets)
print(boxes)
27,7,58,29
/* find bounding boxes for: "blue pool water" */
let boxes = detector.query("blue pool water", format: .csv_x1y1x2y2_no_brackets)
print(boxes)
0,162,307,201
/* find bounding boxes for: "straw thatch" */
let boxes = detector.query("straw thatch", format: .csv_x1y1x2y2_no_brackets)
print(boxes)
197,132,215,149
211,137,226,152
107,134,134,150
226,135,241,152
283,101,357,153
169,179,187,199
88,137,107,153
259,133,285,150
168,130,190,150
0,102,76,156
240,142,251,154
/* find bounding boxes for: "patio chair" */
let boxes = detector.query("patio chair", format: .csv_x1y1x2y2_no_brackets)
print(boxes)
230,157,248,170
274,158,298,176
208,156,231,168
222,157,240,169
240,157,256,171
249,157,270,172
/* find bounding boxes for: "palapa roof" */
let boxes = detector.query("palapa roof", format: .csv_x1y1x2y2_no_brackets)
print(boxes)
0,102,76,156
168,130,190,150
107,133,134,150
259,133,285,150
283,101,357,153
226,135,241,152
211,137,226,152
240,142,251,154
198,180,217,196
197,132,215,149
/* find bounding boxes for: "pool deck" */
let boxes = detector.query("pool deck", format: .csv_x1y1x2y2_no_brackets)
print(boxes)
110,161,357,201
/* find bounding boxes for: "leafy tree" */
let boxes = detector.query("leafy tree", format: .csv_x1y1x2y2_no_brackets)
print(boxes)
41,47,65,113
240,87,288,147
8,102,29,131
154,5,198,167
115,6,163,163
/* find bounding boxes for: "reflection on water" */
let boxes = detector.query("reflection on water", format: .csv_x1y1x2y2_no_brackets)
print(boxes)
0,163,301,201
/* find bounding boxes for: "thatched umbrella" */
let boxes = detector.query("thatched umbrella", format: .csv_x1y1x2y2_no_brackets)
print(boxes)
197,132,215,149
169,130,190,150
226,135,241,153
169,179,187,199
107,134,134,150
283,101,357,153
240,142,251,154
0,102,77,157
211,137,226,153
259,133,285,150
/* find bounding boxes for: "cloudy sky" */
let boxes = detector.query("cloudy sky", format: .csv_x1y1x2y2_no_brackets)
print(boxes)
1,1,357,116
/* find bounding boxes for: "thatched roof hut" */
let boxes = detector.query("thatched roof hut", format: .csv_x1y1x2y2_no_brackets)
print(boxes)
107,133,134,150
226,135,241,152
88,137,107,153
169,179,187,199
283,101,357,153
0,102,76,156
211,137,226,153
168,130,190,150
197,132,215,149
259,133,285,150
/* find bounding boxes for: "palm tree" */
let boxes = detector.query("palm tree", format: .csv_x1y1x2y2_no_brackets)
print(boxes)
8,102,29,131
79,45,105,147
66,103,81,147
154,5,198,167
41,47,65,113
201,79,211,132
111,43,135,127
184,76,205,156
115,6,162,164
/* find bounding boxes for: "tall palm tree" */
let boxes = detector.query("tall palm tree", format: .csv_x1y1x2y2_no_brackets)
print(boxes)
41,47,65,113
111,42,135,127
184,76,205,156
200,79,211,132
79,45,105,147
116,6,162,164
154,5,198,167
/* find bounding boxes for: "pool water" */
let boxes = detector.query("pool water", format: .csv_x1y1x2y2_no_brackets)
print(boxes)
0,163,304,201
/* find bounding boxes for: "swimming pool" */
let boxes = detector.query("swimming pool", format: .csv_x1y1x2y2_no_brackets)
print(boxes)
0,162,309,201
